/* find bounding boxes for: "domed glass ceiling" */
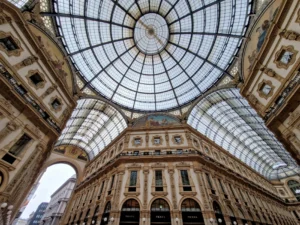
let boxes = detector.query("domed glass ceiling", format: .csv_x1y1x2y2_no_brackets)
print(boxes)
49,0,252,111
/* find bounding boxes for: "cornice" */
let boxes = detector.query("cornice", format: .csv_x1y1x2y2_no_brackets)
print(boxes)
0,1,76,106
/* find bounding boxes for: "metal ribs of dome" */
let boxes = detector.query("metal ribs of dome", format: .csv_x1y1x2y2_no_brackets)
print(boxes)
187,88,300,180
48,0,252,111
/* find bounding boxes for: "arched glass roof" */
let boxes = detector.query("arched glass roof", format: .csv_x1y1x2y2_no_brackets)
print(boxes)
188,88,300,180
6,0,29,8
56,98,127,159
48,0,252,111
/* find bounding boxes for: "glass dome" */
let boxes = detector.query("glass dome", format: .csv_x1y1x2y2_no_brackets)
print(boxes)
50,0,252,111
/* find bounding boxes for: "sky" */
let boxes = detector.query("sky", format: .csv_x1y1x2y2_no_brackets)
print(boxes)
21,164,76,219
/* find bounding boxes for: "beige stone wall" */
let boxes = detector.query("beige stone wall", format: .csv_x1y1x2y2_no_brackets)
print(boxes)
64,127,297,225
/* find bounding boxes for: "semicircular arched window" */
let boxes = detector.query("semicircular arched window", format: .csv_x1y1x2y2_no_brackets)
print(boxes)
122,199,140,211
151,199,170,212
288,180,300,201
181,199,201,212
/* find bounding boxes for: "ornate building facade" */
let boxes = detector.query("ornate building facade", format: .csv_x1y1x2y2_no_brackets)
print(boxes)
0,0,299,225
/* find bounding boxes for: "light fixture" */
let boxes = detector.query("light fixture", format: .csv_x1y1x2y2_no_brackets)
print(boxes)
110,217,114,222
103,217,107,222
245,224,248,225
175,218,179,222
1,202,7,208
82,223,85,225
142,218,146,222
209,218,214,223
233,221,237,225
218,218,222,223
92,220,95,224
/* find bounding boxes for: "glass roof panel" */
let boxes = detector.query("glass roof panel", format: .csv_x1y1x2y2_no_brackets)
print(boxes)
188,88,300,180
56,98,127,160
52,0,252,111
6,0,29,8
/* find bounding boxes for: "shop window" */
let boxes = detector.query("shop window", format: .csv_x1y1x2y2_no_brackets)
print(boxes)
181,170,192,191
154,150,161,155
155,170,163,192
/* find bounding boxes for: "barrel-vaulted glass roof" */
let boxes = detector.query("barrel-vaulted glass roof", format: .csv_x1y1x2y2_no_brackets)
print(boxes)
47,0,252,111
188,88,300,180
56,98,127,159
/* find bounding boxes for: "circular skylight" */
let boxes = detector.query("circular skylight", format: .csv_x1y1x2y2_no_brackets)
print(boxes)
53,0,251,111
134,13,169,55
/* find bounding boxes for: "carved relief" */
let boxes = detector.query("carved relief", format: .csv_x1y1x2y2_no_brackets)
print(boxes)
0,31,23,57
132,136,143,147
171,134,184,145
260,67,283,82
279,30,300,42
257,80,275,99
151,135,163,146
14,56,38,70
274,45,298,69
247,93,265,115
0,121,19,142
41,85,57,99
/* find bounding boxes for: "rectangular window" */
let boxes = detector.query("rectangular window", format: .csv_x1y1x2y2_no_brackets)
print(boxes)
0,36,19,51
51,99,61,110
110,175,115,190
218,179,225,193
130,171,137,186
181,170,190,186
205,173,213,189
155,170,163,191
30,73,43,85
154,150,161,155
98,181,104,199
9,134,31,156
181,170,192,191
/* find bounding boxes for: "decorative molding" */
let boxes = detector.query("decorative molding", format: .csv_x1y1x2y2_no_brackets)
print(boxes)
247,93,265,115
257,80,275,100
25,69,46,90
49,96,63,113
41,85,57,99
171,134,184,145
274,45,298,69
151,162,166,169
168,168,178,209
279,30,300,42
131,136,143,147
296,9,300,24
260,67,283,82
151,135,163,146
14,56,38,70
0,10,11,25
0,31,23,57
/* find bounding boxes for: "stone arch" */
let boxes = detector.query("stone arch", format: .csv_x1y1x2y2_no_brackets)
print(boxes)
0,166,9,192
178,196,204,211
148,196,172,211
41,157,84,183
119,197,142,211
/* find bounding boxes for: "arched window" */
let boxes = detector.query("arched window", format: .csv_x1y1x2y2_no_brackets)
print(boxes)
181,199,201,212
122,199,140,211
181,199,203,225
151,199,170,211
101,202,111,225
288,180,300,201
151,199,171,225
120,199,140,225
104,202,111,213
94,205,99,215
213,202,225,225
